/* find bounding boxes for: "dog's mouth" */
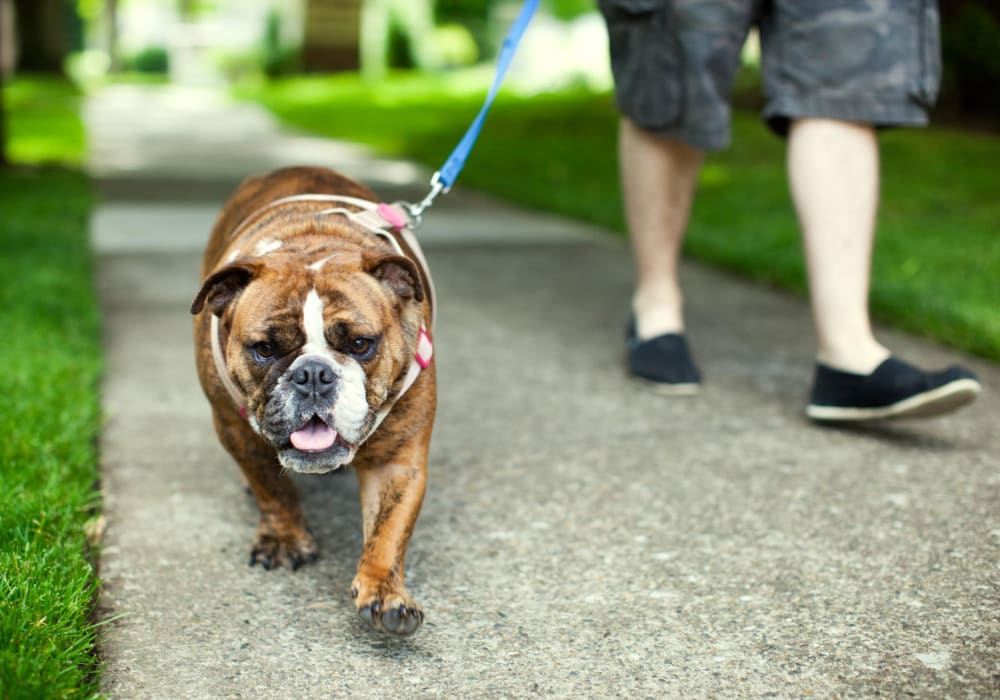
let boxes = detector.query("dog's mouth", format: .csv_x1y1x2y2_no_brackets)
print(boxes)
289,415,346,453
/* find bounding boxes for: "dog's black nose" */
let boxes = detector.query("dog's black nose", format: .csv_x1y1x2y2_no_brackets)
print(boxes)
291,359,336,398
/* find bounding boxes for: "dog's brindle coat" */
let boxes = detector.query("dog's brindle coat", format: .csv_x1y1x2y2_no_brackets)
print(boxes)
191,167,435,636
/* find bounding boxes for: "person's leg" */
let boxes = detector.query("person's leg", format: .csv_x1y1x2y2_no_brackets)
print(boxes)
789,118,981,420
620,117,703,340
601,0,753,390
762,0,980,420
786,117,888,374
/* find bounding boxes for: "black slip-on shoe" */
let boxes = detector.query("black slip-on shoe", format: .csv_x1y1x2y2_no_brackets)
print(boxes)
806,356,982,422
626,319,702,395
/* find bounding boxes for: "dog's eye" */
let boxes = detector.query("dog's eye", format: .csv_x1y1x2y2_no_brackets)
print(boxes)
252,342,275,362
348,336,377,360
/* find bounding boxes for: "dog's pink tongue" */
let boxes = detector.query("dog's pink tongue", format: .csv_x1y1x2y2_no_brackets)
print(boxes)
290,417,337,452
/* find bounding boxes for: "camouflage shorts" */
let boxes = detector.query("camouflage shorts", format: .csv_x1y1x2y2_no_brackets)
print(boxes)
599,0,942,150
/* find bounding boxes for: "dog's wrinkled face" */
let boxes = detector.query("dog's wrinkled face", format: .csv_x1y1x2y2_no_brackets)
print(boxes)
195,245,423,473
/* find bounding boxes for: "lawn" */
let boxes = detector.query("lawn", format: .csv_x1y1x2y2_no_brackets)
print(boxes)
0,77,102,699
238,72,1000,362
4,76,87,165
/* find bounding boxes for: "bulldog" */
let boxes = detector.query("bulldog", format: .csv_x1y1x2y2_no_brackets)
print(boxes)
191,166,436,636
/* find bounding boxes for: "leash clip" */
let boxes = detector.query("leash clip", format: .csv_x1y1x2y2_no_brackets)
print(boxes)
403,172,449,228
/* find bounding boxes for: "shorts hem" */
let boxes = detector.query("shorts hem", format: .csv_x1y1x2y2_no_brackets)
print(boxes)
763,94,930,137
635,119,732,152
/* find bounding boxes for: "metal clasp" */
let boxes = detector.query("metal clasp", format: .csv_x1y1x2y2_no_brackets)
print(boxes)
402,172,449,228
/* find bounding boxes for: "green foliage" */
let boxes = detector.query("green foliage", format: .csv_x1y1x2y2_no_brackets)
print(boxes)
434,0,598,57
75,0,103,22
433,24,481,67
238,73,1000,361
2,76,86,165
261,10,300,78
434,0,595,22
178,0,218,20
435,0,493,24
435,0,495,57
125,46,170,74
941,4,1000,119
0,168,101,699
387,23,417,70
544,0,596,20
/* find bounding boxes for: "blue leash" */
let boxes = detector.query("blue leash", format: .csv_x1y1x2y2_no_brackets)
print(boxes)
405,0,540,223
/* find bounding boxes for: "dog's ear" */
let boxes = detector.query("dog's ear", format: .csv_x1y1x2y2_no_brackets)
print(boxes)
190,261,260,315
362,252,424,303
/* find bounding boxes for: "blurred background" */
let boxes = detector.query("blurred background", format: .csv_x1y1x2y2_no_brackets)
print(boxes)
2,0,999,121
0,0,616,90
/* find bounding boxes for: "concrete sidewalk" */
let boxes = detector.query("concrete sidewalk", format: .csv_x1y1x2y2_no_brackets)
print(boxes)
89,85,999,698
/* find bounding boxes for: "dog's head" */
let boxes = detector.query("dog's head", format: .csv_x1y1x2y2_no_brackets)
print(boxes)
192,245,424,473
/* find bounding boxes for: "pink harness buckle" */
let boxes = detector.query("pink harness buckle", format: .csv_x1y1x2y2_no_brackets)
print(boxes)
377,202,408,232
415,327,434,369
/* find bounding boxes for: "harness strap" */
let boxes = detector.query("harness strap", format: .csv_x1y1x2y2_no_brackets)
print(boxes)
210,314,249,420
226,193,437,327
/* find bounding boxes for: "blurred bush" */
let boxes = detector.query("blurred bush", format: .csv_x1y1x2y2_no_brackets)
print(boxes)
260,9,300,78
435,0,493,58
387,23,417,70
434,0,599,62
545,0,594,21
123,46,169,74
941,3,1000,123
433,23,480,67
216,10,300,82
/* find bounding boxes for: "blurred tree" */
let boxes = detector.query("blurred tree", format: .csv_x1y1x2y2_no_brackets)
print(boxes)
107,0,119,70
101,0,118,71
435,0,493,23
0,0,6,168
12,0,69,73
178,0,216,21
262,8,300,77
435,0,492,56
433,0,596,61
361,0,437,79
544,0,593,20
77,0,119,70
941,0,1000,124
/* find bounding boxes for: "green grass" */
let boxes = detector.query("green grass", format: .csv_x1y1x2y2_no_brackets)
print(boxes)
3,76,86,166
1,77,101,699
238,71,1000,361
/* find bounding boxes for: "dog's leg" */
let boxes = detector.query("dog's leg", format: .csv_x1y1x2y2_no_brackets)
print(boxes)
351,432,429,636
214,410,318,570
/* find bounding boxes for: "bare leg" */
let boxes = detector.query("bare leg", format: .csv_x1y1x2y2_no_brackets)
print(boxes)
787,118,890,374
619,117,703,339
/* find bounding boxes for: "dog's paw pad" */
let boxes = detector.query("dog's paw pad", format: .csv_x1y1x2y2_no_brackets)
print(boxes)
358,599,423,636
352,577,423,636
249,532,318,571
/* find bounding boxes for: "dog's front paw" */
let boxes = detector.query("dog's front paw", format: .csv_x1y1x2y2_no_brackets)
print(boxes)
351,573,423,636
249,520,318,571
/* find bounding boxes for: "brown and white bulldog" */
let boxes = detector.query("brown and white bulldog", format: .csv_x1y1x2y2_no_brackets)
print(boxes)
191,166,436,636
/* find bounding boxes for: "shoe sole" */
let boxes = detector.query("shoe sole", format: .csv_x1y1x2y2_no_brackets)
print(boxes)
630,375,701,396
806,378,982,422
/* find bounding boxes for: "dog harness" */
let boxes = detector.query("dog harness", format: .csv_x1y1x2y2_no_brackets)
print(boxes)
208,194,435,431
